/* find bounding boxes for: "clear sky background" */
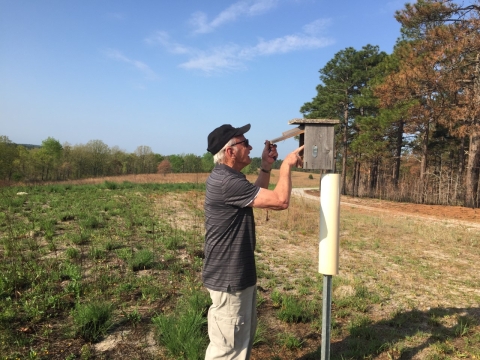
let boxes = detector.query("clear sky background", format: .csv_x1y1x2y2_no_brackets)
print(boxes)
0,0,406,159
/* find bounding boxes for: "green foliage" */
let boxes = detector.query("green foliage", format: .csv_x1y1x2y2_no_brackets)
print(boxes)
152,290,209,360
201,152,214,172
66,247,80,259
102,181,118,190
79,215,101,229
277,332,304,350
122,307,142,327
0,135,19,181
334,283,380,313
253,320,267,346
277,294,315,323
72,302,113,342
270,289,282,308
89,247,106,260
72,231,91,245
129,249,154,271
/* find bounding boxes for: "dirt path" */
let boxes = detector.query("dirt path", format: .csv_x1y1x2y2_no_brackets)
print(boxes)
291,187,480,230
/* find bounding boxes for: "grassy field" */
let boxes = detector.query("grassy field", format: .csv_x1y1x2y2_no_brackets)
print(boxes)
1,172,480,359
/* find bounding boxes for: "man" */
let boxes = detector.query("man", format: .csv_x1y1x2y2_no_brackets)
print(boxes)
203,123,304,359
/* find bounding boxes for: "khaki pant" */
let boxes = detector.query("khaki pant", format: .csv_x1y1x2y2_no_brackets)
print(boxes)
205,285,257,360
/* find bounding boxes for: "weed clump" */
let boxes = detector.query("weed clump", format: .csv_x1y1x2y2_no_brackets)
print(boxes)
152,291,210,360
277,294,315,323
73,302,113,342
129,249,154,271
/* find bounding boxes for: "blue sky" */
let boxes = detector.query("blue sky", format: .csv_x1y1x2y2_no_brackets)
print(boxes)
0,0,406,159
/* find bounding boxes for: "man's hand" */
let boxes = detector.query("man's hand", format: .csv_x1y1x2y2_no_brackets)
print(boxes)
261,140,278,167
283,145,304,168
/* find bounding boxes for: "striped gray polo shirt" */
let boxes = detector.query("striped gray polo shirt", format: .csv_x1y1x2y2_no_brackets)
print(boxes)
203,163,260,292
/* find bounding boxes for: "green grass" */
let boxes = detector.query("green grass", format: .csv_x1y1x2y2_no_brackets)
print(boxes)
73,301,114,342
152,289,210,359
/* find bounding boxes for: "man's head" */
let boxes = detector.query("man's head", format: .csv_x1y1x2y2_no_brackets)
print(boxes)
207,124,252,168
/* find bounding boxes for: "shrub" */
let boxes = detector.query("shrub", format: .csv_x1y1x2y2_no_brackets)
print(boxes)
277,332,304,350
129,250,154,271
71,231,90,245
277,294,314,323
153,308,207,359
66,247,80,259
89,247,106,260
80,216,100,229
73,302,113,342
103,181,118,190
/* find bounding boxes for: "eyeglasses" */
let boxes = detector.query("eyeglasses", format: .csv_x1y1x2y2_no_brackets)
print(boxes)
231,139,249,148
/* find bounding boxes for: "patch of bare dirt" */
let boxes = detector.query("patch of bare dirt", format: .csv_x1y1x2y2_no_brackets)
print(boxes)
300,189,480,228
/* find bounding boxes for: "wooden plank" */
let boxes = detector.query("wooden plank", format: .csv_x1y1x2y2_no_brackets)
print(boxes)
289,118,340,125
270,126,304,143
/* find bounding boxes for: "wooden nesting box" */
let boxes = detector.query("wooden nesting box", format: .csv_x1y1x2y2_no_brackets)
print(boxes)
288,118,339,170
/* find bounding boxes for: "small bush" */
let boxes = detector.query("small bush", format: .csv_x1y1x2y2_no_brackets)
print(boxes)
40,219,56,232
277,332,304,350
129,250,154,271
60,212,75,221
71,231,90,245
103,181,118,190
253,321,267,346
73,302,113,342
89,247,106,260
153,308,207,360
164,235,181,250
104,241,121,251
277,294,314,323
80,216,101,229
122,307,142,327
66,247,80,259
271,289,282,308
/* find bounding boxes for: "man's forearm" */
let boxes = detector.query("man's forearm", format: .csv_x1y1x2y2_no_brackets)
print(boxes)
254,168,271,189
272,163,292,205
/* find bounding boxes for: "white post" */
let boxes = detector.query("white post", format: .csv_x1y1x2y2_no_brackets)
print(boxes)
319,173,340,360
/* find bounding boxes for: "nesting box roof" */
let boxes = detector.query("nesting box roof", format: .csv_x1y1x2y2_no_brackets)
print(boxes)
289,118,340,125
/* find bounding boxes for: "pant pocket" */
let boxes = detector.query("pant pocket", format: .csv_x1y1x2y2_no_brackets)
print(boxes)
208,312,244,349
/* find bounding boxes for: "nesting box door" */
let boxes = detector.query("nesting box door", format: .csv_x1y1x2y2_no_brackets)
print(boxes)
303,124,335,170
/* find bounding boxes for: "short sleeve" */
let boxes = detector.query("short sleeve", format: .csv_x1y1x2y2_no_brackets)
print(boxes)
222,174,260,208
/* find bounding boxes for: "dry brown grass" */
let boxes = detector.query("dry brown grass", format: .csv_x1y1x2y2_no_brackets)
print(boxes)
21,169,321,189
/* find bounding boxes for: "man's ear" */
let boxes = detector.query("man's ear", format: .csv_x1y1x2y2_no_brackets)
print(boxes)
226,146,235,159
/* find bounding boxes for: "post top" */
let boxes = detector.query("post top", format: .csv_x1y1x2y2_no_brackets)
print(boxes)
289,118,340,125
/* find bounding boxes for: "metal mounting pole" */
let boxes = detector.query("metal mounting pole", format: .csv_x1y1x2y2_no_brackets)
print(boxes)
321,274,332,360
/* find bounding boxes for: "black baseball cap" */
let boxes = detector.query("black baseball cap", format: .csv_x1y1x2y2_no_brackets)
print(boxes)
207,124,251,155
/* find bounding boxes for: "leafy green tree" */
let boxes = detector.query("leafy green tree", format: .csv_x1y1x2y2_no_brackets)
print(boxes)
183,154,202,173
86,140,110,177
39,137,63,180
249,157,261,172
168,155,184,173
0,135,19,181
108,146,126,176
201,152,214,172
301,45,387,194
134,145,157,173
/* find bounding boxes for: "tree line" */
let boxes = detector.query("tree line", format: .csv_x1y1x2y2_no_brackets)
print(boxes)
0,136,282,183
301,0,480,208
